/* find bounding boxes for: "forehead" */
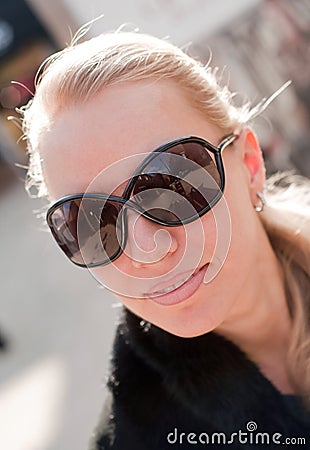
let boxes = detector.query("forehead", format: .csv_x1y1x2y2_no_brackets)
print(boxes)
40,79,221,199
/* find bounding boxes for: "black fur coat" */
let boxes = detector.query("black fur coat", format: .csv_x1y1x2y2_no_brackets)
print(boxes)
89,308,310,449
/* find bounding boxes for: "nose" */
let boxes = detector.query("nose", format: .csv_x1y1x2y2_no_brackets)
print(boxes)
124,210,178,268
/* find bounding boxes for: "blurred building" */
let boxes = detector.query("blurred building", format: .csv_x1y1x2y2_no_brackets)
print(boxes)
0,0,57,192
201,0,310,176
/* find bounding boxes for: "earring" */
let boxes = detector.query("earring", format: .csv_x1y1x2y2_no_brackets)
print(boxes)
254,192,266,212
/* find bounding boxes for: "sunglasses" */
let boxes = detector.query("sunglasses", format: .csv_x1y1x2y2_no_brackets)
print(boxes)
46,134,237,268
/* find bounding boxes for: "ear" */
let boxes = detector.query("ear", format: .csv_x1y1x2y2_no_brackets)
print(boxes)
237,128,266,206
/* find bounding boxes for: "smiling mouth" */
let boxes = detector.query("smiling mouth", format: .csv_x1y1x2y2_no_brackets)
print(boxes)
148,272,198,297
144,263,209,300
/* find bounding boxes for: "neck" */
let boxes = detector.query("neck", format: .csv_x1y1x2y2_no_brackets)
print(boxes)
216,222,295,394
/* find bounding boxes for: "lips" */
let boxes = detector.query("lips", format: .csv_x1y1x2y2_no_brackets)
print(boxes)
144,263,209,306
149,272,197,296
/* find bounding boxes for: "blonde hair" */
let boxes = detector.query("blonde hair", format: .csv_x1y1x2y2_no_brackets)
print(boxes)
22,30,310,403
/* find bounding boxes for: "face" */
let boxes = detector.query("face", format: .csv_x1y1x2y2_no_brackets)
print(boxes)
40,79,264,337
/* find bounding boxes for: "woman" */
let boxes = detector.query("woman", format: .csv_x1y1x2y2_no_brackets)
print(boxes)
22,30,310,449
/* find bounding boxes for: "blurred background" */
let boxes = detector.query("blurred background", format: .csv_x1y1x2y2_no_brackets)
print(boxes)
0,1,309,449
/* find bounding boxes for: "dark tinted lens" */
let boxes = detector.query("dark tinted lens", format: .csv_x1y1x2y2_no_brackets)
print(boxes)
48,197,123,266
132,142,222,223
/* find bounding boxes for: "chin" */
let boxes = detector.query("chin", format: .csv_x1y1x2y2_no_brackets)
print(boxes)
119,284,231,339
138,311,215,339
157,323,217,339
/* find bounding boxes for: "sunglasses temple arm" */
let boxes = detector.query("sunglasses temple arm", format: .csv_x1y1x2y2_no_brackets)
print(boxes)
218,134,239,152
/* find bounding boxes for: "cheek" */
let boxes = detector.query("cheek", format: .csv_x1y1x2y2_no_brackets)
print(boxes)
217,164,259,292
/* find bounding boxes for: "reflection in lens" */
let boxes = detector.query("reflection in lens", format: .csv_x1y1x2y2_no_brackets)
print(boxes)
49,200,82,265
77,197,124,266
132,142,222,223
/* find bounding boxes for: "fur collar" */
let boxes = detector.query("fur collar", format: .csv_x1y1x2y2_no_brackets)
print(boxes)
91,308,310,449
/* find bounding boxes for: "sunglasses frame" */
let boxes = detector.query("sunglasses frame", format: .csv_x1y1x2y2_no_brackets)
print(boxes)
46,134,238,267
